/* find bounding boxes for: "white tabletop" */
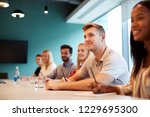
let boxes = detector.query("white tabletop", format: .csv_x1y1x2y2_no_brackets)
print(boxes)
0,80,139,100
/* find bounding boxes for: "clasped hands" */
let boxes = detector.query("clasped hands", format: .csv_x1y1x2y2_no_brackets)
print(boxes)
45,77,111,94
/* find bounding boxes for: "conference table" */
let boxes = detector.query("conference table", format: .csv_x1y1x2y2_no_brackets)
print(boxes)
0,80,139,100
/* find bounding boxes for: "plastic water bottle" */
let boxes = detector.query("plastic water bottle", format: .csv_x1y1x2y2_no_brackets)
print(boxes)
14,66,20,84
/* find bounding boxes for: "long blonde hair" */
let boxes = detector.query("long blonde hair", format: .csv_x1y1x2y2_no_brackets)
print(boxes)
42,50,55,69
77,43,91,70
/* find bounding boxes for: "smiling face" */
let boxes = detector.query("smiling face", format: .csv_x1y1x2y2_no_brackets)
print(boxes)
78,44,89,62
42,51,49,64
84,27,104,51
131,4,150,42
61,48,71,62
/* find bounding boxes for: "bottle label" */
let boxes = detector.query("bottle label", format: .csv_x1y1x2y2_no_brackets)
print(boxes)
14,76,17,82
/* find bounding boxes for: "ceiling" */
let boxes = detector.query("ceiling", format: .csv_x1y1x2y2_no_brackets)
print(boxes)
31,0,85,16
32,0,84,5
2,0,124,24
67,0,124,24
31,0,125,24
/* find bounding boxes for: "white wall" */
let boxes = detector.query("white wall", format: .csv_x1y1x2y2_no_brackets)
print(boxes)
122,0,142,22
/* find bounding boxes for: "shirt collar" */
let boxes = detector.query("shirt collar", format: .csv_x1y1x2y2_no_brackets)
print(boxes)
63,59,73,67
94,47,110,65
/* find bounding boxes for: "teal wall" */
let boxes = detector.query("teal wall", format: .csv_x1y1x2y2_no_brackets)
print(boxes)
0,0,83,79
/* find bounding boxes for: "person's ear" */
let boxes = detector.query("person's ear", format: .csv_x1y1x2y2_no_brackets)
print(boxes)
102,34,105,39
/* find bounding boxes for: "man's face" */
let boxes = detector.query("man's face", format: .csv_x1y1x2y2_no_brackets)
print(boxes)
84,27,104,51
36,56,42,66
61,48,71,62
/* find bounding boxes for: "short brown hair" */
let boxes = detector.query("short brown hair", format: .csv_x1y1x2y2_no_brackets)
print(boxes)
36,54,41,57
82,23,105,35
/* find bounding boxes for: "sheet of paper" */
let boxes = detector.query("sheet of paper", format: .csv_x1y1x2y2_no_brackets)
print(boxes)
74,92,116,97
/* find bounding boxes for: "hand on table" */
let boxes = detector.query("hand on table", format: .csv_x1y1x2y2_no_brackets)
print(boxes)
91,82,116,94
45,80,61,90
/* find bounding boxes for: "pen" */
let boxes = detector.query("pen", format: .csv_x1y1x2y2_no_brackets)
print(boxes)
40,72,48,83
90,67,98,84
61,68,67,82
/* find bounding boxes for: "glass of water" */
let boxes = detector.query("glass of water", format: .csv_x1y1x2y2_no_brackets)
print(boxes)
34,76,44,88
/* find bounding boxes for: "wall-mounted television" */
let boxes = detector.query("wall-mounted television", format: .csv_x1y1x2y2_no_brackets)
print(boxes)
0,40,28,63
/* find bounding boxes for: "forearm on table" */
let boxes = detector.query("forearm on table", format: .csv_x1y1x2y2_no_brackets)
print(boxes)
68,73,82,82
59,78,94,91
96,73,114,85
107,85,121,94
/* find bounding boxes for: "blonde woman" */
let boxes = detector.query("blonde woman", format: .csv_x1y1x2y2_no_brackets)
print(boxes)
39,50,57,78
67,43,91,78
77,43,92,70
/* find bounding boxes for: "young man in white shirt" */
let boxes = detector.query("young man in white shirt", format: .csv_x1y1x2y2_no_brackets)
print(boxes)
45,23,129,91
